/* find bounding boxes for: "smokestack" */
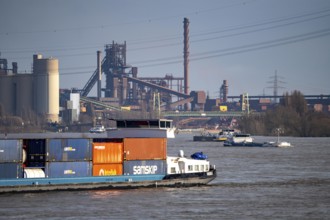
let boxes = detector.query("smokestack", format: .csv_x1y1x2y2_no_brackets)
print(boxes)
97,51,102,100
132,67,138,100
12,62,18,74
223,80,228,103
183,17,190,110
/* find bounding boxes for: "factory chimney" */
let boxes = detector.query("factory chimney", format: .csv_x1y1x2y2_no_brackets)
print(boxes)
97,51,102,100
223,80,228,103
12,62,18,74
183,17,189,110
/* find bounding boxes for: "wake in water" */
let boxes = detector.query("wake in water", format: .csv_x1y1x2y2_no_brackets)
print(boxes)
209,178,330,188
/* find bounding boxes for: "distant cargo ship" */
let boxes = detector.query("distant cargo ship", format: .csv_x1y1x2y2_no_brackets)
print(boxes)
0,119,216,193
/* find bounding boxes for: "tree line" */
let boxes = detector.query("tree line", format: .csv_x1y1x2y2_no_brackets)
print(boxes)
238,90,330,137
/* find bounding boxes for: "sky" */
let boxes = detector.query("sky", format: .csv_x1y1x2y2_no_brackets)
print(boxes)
1,0,330,98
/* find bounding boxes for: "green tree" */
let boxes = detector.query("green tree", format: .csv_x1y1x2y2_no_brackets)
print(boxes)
282,90,307,116
264,106,301,136
239,114,266,135
308,112,330,137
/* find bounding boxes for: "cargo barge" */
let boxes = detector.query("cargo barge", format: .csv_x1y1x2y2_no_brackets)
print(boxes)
193,129,236,142
0,120,216,193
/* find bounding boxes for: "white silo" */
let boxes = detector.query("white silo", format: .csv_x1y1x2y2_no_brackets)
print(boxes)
33,54,59,122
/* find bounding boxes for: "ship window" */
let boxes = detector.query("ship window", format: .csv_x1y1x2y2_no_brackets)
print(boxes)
201,165,204,171
188,165,193,171
170,167,176,173
206,165,209,170
160,121,166,128
195,165,199,171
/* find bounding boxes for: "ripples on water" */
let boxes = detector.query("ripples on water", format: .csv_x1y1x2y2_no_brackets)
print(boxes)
0,134,329,219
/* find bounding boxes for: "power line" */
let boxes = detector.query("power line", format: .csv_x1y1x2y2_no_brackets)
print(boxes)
0,0,256,36
136,28,330,68
2,45,102,54
14,27,329,76
2,7,330,72
129,9,330,62
2,6,330,54
129,7,330,51
5,26,330,71
192,7,330,37
191,12,330,43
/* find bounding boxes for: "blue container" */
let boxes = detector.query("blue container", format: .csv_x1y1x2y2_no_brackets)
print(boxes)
0,139,22,162
123,160,166,175
0,163,23,179
47,139,91,162
45,161,92,178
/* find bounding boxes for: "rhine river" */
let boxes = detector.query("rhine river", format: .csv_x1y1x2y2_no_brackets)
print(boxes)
0,134,329,219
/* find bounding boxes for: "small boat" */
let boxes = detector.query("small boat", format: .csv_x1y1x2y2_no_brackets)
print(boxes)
89,125,106,133
215,129,235,142
263,141,292,148
263,128,292,148
276,141,292,147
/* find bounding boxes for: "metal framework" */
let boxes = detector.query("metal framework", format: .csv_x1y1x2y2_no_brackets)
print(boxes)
80,42,191,111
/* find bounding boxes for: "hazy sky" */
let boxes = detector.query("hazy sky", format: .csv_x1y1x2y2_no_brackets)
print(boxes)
1,0,329,98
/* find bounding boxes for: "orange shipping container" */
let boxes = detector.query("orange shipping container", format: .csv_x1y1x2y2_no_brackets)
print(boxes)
92,142,123,164
124,138,167,160
93,163,123,176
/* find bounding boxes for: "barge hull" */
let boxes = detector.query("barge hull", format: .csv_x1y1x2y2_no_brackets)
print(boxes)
0,170,216,193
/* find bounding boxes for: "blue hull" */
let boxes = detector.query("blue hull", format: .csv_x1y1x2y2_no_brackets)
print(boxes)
0,175,165,187
0,170,216,193
223,141,265,147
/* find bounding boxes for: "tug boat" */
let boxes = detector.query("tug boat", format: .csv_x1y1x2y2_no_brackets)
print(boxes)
215,129,235,142
0,119,216,193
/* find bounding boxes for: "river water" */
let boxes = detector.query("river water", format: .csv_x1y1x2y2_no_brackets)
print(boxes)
0,134,329,219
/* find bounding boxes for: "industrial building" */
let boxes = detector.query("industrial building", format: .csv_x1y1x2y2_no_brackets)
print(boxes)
0,54,60,123
1,17,329,131
78,18,200,113
78,42,195,111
